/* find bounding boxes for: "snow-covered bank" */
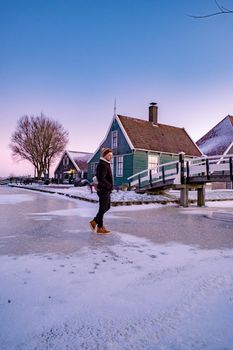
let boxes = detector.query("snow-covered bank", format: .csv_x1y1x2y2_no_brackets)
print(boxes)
1,236,233,350
7,183,233,206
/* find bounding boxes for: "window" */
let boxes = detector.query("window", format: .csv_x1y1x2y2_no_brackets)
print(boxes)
91,163,94,175
91,162,98,175
63,155,69,167
111,130,118,149
148,155,159,174
116,156,123,177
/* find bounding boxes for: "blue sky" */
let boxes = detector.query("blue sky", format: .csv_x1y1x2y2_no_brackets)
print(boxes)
1,0,233,176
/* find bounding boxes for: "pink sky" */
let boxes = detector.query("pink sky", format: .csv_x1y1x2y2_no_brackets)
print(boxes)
1,0,233,177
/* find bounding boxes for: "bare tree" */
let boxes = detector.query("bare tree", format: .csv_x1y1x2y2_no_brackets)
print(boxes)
189,0,233,19
10,114,69,179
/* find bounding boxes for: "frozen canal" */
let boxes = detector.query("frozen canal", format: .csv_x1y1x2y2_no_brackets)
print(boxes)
0,186,233,349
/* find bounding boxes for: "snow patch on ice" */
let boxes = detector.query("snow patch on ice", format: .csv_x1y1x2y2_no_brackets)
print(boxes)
0,194,34,205
63,229,82,233
206,200,233,208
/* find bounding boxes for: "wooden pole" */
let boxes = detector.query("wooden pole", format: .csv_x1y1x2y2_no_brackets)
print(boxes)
180,185,189,207
149,169,152,187
179,152,186,185
197,185,205,207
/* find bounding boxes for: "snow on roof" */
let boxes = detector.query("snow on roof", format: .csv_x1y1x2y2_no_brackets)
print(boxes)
54,150,93,174
68,151,92,161
197,116,233,156
68,151,92,157
67,151,93,172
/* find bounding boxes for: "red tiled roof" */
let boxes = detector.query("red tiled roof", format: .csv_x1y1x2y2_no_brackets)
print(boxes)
229,115,233,127
118,115,201,156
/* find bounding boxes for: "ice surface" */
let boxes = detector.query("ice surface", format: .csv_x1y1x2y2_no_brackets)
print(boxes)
0,186,233,349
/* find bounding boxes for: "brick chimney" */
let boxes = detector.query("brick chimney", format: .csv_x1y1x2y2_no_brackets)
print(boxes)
149,102,158,124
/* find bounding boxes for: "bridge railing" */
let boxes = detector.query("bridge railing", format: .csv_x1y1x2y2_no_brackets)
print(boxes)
127,153,233,190
127,159,180,189
186,154,233,180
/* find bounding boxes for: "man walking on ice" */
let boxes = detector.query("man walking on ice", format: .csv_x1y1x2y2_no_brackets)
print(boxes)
90,148,113,234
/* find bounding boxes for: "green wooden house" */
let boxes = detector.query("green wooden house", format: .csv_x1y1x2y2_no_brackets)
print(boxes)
87,103,202,187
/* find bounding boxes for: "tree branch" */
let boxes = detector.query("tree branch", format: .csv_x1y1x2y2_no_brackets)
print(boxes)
188,0,233,18
10,114,68,179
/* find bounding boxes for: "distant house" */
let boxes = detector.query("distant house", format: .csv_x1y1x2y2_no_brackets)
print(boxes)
54,150,93,184
197,115,233,189
88,103,202,187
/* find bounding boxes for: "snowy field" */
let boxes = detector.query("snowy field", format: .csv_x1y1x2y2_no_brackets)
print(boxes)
0,186,233,349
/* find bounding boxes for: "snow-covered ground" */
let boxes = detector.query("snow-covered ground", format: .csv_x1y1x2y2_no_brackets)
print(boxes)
0,186,233,349
1,240,233,350
8,182,233,205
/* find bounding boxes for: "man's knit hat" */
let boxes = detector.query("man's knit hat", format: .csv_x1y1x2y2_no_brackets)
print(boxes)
101,147,112,157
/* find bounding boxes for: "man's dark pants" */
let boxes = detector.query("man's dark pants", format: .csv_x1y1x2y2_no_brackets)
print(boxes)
94,190,111,228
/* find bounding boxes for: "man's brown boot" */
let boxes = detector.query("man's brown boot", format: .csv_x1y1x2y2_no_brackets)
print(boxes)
97,226,110,234
89,220,97,232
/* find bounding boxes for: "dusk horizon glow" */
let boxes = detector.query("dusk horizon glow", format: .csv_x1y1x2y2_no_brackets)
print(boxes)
1,0,233,177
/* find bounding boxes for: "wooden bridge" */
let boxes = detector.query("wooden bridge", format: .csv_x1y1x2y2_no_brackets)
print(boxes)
127,153,233,207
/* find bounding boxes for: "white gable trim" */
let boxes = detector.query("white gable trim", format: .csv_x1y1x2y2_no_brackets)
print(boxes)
224,141,233,155
54,150,66,174
88,114,134,163
87,115,115,163
54,150,81,174
115,115,134,150
66,150,81,172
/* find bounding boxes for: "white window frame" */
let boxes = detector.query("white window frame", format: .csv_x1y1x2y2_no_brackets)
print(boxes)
111,130,118,149
111,157,114,176
148,154,159,174
116,155,123,177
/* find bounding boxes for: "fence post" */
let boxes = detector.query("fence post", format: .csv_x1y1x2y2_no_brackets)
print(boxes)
149,169,152,187
197,185,205,207
186,161,190,182
138,174,141,189
180,186,189,207
221,159,225,175
162,166,165,184
179,152,186,185
206,158,210,180
229,157,233,181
